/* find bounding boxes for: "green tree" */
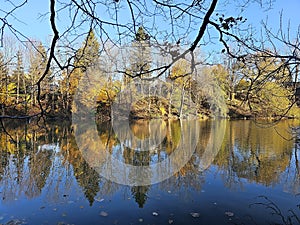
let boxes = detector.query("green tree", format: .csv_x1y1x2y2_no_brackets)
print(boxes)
68,29,101,100
131,27,151,78
129,26,151,85
74,29,100,71
131,185,149,208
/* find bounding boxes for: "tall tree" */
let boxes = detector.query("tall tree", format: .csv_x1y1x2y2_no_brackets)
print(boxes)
129,26,151,79
0,51,9,113
169,59,193,117
11,51,25,105
68,29,101,99
74,29,100,71
127,26,152,97
0,0,299,119
28,43,48,107
124,26,152,114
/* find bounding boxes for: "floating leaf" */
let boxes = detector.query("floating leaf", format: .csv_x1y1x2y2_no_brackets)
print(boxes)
225,211,234,217
57,222,67,225
100,211,108,217
94,197,104,202
152,212,159,216
5,219,22,225
190,212,200,218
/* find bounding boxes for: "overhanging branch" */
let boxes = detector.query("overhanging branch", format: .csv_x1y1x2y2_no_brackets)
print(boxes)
36,0,59,116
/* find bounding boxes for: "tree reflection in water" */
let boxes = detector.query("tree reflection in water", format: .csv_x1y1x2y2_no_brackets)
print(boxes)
0,119,299,224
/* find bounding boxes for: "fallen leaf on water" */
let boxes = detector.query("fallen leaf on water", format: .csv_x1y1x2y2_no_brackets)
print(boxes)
57,222,67,225
5,219,22,225
190,212,200,218
225,211,234,217
94,197,104,202
152,212,159,216
100,211,108,217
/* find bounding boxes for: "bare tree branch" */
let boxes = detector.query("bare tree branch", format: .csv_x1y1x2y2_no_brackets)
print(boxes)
36,0,59,116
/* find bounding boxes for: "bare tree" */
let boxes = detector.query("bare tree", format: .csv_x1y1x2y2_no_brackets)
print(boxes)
0,0,298,119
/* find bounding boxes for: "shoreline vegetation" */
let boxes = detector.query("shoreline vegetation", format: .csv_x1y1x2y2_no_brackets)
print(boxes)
1,95,299,123
1,68,299,122
1,29,299,123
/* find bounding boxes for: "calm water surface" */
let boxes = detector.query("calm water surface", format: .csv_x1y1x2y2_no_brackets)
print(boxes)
0,119,299,225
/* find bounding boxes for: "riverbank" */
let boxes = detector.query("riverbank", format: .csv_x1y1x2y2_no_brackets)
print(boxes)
1,97,299,122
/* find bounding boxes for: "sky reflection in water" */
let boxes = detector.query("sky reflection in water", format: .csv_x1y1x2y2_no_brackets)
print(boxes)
0,119,299,225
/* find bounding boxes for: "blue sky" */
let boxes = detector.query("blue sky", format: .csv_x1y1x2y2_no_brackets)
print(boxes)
241,0,300,34
1,0,51,41
1,0,299,48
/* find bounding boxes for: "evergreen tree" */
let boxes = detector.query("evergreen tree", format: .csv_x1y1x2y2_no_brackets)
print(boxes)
68,29,101,98
125,25,152,110
131,185,149,208
129,26,151,79
74,29,100,71
135,26,150,42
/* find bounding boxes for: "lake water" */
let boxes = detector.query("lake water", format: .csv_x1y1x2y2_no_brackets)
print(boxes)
0,119,299,225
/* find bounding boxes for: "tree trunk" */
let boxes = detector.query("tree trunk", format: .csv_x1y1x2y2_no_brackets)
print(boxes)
179,83,186,118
